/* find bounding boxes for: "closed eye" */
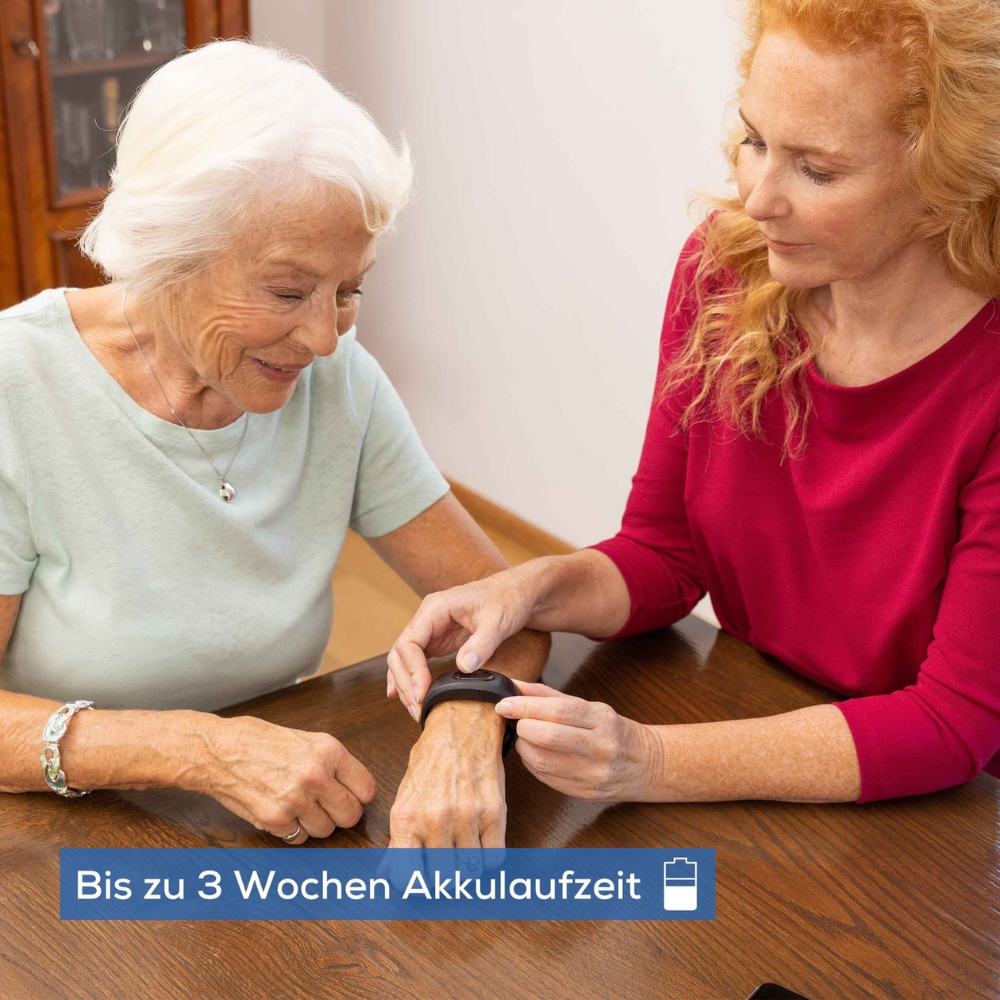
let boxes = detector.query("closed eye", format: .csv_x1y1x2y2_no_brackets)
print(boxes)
740,135,836,185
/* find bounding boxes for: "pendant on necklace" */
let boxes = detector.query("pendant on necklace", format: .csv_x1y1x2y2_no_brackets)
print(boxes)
219,482,235,502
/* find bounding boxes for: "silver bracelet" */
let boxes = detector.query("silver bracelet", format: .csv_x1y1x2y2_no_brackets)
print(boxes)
40,700,95,798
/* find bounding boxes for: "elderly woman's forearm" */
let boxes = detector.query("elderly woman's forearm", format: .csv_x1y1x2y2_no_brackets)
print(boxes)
641,704,862,803
0,689,222,795
422,629,550,746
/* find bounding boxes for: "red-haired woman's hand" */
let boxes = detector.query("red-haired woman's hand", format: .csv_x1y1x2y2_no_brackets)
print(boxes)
495,681,663,802
386,566,538,718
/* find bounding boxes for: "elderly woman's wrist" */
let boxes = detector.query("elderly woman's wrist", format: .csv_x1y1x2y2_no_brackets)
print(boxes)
422,700,506,749
157,710,230,793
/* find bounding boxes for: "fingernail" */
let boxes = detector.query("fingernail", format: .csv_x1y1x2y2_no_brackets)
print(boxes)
461,652,481,672
408,704,419,722
412,686,420,707
386,680,392,697
495,699,512,715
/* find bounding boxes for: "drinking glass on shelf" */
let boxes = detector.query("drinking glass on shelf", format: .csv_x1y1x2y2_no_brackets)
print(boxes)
62,0,119,61
56,99,96,193
135,0,185,54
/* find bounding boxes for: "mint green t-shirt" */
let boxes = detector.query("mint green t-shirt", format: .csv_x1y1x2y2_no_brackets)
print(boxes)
0,289,449,711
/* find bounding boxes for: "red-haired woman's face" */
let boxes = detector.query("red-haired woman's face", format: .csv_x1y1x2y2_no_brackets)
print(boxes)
736,29,919,289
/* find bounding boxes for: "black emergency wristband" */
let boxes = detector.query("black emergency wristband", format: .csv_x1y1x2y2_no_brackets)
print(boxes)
419,668,520,758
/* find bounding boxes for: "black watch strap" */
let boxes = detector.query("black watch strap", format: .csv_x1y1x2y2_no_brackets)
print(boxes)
419,668,520,757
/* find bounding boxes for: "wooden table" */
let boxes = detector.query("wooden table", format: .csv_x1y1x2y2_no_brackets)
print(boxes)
1,616,997,1000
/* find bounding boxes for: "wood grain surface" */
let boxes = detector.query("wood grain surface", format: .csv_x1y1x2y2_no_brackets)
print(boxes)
0,617,996,1000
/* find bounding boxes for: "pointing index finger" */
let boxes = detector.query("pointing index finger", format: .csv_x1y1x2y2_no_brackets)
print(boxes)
509,680,563,698
495,694,599,729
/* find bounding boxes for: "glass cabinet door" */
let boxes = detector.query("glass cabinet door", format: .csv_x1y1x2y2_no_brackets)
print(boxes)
42,0,187,198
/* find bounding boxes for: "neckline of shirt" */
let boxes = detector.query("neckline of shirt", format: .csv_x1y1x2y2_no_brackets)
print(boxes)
801,297,1000,394
53,286,267,449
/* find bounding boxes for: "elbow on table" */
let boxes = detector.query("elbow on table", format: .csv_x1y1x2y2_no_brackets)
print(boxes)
836,690,995,803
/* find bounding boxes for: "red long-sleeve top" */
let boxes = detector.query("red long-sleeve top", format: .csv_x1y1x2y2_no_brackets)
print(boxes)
589,222,1000,803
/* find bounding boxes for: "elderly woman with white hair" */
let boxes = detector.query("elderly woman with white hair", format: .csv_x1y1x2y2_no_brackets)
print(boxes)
0,40,548,847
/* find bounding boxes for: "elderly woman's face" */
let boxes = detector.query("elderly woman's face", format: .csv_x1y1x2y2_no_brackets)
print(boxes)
736,30,919,289
168,186,376,412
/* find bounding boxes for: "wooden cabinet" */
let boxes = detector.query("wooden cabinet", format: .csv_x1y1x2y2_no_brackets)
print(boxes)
0,0,249,309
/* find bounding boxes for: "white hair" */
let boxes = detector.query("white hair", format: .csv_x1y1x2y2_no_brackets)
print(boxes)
79,40,412,296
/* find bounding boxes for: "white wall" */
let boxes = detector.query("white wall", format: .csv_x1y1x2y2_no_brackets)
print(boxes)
249,0,327,74
252,2,743,626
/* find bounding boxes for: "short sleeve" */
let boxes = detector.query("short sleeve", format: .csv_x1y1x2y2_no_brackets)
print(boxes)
585,222,714,638
834,407,1000,802
0,379,37,593
344,336,450,538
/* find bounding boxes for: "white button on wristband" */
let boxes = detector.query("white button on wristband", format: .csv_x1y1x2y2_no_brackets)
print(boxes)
41,700,95,798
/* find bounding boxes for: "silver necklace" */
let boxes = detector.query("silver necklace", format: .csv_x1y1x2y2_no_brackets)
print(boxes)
121,287,249,502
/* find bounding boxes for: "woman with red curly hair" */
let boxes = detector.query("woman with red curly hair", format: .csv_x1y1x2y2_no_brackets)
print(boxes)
387,0,1000,829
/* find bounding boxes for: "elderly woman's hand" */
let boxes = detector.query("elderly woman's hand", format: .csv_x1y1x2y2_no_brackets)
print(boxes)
496,682,663,801
389,701,506,848
200,715,378,844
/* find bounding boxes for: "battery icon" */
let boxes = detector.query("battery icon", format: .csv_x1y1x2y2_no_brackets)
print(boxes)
663,857,698,911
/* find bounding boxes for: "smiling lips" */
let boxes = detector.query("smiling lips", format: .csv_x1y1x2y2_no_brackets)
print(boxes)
253,358,310,372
